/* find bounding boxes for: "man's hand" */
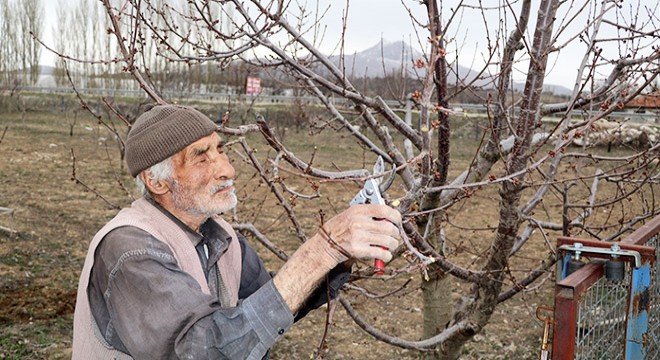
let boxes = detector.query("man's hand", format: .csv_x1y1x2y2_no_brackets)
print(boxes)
273,204,402,313
314,204,402,265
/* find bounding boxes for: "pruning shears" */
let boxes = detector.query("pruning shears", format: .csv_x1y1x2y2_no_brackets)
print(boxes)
349,156,395,274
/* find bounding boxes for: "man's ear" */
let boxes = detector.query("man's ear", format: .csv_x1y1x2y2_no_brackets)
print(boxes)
141,171,170,195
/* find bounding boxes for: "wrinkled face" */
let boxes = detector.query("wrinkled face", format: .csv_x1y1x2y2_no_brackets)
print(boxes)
169,132,237,218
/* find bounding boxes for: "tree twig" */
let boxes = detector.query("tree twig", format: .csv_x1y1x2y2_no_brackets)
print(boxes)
70,149,120,210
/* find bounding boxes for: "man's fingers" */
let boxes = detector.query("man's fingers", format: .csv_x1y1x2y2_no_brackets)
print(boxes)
349,242,394,262
369,235,399,253
359,218,400,238
369,204,402,224
371,246,393,263
349,204,402,225
349,234,398,261
368,237,398,262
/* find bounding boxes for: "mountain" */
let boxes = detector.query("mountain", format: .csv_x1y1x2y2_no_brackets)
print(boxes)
510,82,574,97
328,40,417,77
538,83,573,96
329,41,572,96
329,40,481,84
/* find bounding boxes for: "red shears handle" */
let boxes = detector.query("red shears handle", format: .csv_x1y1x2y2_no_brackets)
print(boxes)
374,256,385,274
373,216,395,274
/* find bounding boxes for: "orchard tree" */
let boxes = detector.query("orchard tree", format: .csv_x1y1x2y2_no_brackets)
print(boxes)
60,0,659,358
0,0,43,87
50,0,121,89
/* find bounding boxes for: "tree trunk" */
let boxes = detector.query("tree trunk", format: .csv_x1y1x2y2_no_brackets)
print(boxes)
418,2,455,357
422,266,456,360
439,0,560,356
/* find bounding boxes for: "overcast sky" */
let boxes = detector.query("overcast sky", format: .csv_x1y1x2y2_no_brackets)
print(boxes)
41,0,658,89
312,0,659,89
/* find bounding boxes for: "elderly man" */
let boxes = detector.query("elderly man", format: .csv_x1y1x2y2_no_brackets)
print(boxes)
72,104,401,360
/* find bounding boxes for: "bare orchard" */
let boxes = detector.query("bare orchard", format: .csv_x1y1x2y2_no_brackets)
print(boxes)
1,101,654,359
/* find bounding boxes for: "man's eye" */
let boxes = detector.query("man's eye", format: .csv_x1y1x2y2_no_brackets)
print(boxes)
195,153,209,163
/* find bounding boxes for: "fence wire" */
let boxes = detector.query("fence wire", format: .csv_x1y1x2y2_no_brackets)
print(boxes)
565,232,657,360
574,264,629,360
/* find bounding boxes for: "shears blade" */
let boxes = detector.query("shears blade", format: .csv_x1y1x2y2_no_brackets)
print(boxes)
349,156,386,206
372,156,385,183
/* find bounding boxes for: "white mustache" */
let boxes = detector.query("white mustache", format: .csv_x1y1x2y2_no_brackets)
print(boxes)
210,180,234,195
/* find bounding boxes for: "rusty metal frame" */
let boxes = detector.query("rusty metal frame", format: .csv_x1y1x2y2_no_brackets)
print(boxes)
551,215,659,360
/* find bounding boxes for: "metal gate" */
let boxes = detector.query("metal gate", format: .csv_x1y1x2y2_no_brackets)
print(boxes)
550,215,659,360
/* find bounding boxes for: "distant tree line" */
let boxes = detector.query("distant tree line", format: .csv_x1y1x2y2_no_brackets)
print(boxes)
0,0,575,105
0,0,43,88
1,0,478,102
42,0,292,95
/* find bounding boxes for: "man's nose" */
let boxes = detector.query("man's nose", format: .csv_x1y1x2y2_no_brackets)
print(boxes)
211,153,235,180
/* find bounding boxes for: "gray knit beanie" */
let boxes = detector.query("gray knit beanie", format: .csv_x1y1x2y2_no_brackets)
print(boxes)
125,104,218,177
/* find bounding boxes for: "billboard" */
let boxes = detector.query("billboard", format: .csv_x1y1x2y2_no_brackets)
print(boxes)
246,76,261,96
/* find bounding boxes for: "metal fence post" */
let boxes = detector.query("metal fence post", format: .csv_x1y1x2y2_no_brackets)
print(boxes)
625,264,651,359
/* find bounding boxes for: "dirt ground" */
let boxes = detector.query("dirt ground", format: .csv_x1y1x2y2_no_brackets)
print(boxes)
0,105,629,359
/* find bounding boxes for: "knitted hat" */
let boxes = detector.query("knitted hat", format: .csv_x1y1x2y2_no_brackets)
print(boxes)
125,104,218,177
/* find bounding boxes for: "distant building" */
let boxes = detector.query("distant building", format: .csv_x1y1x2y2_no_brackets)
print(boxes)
625,91,660,111
621,91,659,126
